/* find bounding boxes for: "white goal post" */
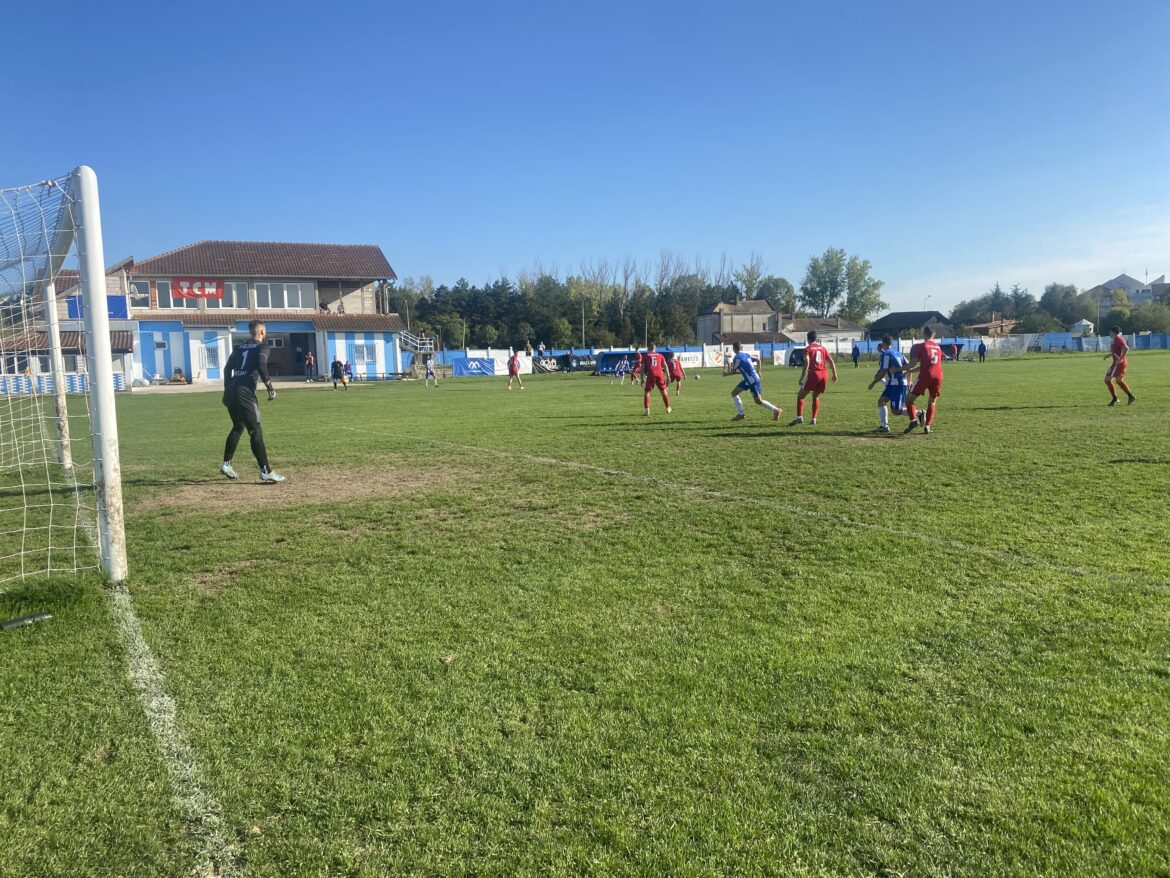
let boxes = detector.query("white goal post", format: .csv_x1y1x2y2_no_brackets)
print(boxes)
0,166,127,584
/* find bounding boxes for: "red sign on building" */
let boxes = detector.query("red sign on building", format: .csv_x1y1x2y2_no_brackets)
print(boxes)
172,278,224,299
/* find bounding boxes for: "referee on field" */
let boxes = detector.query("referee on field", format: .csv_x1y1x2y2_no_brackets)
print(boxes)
220,320,285,483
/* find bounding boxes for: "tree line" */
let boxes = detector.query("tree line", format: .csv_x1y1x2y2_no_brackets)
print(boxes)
950,282,1170,335
385,248,886,349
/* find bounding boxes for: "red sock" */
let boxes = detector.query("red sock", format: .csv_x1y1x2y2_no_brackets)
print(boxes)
1117,379,1132,396
906,402,918,421
926,402,936,425
812,397,821,419
796,398,805,416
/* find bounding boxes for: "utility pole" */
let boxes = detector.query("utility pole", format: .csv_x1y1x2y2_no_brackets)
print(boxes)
581,300,585,349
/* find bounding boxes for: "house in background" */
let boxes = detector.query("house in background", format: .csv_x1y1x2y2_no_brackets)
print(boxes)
1070,318,1095,337
1084,273,1165,309
57,241,416,385
866,310,953,339
695,300,777,343
696,300,865,348
964,317,1019,336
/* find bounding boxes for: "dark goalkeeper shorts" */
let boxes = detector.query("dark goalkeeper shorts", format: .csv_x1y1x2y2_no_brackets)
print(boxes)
223,385,261,430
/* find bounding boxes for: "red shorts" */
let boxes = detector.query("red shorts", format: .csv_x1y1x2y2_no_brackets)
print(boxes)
508,368,519,377
1107,362,1126,379
802,374,827,395
912,375,942,398
644,373,667,391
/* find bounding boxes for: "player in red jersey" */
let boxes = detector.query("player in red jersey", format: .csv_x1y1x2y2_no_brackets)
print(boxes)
667,354,686,394
790,330,838,425
640,343,672,415
904,325,944,434
506,350,524,390
1104,325,1135,406
630,351,642,389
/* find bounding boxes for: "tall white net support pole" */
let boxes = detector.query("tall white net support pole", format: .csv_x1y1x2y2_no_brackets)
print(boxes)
37,196,78,471
70,166,127,582
42,276,73,469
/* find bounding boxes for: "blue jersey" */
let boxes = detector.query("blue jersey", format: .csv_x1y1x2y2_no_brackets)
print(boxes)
733,351,759,383
880,349,909,387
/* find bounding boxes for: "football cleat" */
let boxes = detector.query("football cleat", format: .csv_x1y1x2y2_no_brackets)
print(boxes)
259,470,286,483
219,463,239,480
917,411,926,426
1128,395,1136,405
666,406,672,414
923,425,932,434
1107,397,1118,406
788,417,803,426
731,413,746,421
810,418,817,425
878,426,890,433
903,421,918,434
772,408,783,421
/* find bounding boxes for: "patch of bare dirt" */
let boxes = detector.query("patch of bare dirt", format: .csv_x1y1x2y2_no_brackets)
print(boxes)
132,464,475,515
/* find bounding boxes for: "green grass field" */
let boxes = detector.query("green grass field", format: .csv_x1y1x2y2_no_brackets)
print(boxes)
2,353,1169,877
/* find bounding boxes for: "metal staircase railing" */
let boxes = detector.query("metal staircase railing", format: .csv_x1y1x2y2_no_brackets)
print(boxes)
400,331,435,353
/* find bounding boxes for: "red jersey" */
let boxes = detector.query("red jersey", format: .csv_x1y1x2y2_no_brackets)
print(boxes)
1111,335,1128,365
805,343,830,375
668,358,684,379
642,351,667,377
912,340,944,380
508,354,520,371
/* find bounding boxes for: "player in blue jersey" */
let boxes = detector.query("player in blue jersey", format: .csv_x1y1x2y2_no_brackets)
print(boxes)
867,335,911,433
726,342,782,421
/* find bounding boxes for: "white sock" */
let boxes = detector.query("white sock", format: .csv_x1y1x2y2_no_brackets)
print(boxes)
762,400,778,413
733,396,745,415
879,406,888,428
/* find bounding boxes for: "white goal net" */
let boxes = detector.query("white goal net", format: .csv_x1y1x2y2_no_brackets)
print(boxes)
0,168,126,587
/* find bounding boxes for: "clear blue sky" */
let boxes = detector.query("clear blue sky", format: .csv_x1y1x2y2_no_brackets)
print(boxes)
7,0,1168,312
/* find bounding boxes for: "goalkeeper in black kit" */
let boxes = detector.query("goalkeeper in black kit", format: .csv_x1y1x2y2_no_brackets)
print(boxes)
219,320,286,483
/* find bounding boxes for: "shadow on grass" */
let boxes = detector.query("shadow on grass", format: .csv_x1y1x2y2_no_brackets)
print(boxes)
1110,457,1168,465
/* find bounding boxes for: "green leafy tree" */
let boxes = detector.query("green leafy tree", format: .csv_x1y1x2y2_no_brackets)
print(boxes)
1016,312,1064,333
1039,283,1085,324
1107,289,1131,315
1126,301,1170,332
757,276,796,314
840,256,887,323
798,247,848,318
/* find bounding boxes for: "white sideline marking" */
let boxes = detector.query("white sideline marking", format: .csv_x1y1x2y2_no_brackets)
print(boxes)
340,426,1164,591
107,585,238,877
65,473,238,876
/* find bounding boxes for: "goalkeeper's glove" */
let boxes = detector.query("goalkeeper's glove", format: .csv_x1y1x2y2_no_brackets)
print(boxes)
267,387,277,401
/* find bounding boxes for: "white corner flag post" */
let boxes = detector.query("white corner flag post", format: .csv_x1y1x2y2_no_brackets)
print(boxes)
70,166,127,582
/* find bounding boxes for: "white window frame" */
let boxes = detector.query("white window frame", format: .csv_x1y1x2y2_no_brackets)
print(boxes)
156,280,197,310
352,342,376,366
199,343,221,370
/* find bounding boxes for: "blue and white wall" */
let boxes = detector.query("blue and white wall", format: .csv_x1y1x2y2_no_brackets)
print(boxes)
323,331,403,378
134,321,190,383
